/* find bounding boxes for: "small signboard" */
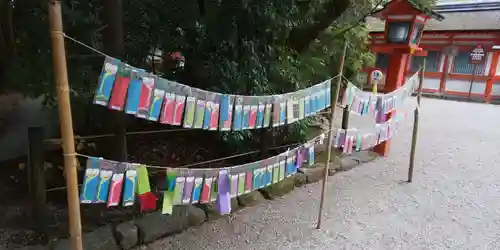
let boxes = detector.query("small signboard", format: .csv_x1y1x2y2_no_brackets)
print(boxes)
371,70,383,81
469,45,485,64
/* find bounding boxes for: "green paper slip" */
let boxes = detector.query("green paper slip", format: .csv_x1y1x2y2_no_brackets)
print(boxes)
194,101,205,128
238,173,245,195
263,104,272,127
210,177,218,202
279,161,285,181
272,164,280,183
299,98,305,118
136,166,151,195
173,177,185,205
162,191,174,215
183,97,196,128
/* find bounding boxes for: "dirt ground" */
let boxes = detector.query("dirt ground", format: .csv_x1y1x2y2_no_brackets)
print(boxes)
141,98,500,250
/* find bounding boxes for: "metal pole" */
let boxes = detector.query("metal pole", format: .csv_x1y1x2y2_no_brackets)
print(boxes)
468,64,477,99
408,58,425,183
316,40,347,229
47,1,83,249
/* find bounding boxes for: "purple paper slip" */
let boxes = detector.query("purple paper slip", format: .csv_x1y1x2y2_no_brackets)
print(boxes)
296,148,305,169
216,170,231,215
182,177,195,204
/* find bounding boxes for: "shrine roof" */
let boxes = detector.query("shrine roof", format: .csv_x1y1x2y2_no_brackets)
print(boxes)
367,9,500,32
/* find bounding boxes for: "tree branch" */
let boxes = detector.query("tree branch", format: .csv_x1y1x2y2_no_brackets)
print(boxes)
287,0,351,53
330,0,386,39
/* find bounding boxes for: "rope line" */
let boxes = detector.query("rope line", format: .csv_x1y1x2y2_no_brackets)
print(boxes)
66,127,331,170
45,128,332,193
63,33,111,58
44,128,196,144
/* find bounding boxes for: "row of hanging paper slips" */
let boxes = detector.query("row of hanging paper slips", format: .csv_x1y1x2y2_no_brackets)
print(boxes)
78,102,411,216
94,57,333,131
80,138,319,215
334,105,411,154
341,72,419,120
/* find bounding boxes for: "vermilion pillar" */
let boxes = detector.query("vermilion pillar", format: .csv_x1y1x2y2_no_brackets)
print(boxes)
373,52,410,156
485,51,499,103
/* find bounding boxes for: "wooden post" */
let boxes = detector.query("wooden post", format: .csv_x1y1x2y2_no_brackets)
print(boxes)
341,106,350,130
316,40,347,229
408,59,425,183
28,127,48,238
47,1,83,249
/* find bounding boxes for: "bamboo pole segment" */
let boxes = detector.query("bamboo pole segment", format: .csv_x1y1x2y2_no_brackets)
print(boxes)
316,41,347,229
408,59,425,183
47,1,83,249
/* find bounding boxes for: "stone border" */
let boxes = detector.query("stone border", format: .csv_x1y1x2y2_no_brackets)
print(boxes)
24,151,378,250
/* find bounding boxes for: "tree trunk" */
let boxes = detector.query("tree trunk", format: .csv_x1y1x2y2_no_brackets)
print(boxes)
287,0,350,53
102,0,128,162
0,1,15,92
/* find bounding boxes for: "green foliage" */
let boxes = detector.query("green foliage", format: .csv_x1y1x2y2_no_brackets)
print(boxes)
3,0,409,149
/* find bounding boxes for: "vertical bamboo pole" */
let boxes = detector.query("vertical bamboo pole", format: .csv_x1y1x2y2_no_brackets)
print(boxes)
47,1,83,249
407,59,425,183
316,41,347,229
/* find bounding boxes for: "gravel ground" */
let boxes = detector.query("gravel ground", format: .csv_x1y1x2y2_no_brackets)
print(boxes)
140,98,500,250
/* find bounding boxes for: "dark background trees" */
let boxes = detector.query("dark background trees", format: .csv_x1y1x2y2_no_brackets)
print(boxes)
0,0,435,159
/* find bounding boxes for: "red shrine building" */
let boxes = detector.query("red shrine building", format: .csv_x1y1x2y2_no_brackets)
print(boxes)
363,0,500,103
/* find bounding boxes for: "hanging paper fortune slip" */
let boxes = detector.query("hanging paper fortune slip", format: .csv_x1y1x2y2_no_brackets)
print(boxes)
136,166,156,212
255,102,265,128
80,168,100,204
263,103,272,128
173,177,186,205
241,98,251,130
244,169,253,193
162,170,177,214
272,99,280,127
173,95,186,126
193,99,206,129
124,69,145,115
248,99,258,129
237,172,246,196
160,93,176,125
209,102,219,130
148,89,165,121
200,177,213,204
183,97,196,128
191,177,203,204
219,95,233,131
107,172,124,208
94,57,119,106
202,100,212,130
106,164,126,207
96,170,113,203
230,174,238,198
122,169,137,207
136,76,155,119
108,64,132,111
182,177,195,204
233,97,243,131
216,170,231,215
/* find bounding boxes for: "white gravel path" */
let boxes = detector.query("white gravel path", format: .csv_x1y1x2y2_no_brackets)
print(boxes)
141,98,500,250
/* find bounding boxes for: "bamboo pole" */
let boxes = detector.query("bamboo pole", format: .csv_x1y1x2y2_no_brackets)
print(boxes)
407,58,425,183
47,1,83,249
316,41,347,229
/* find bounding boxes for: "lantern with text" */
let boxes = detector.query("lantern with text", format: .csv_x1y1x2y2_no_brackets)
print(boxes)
371,0,444,56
